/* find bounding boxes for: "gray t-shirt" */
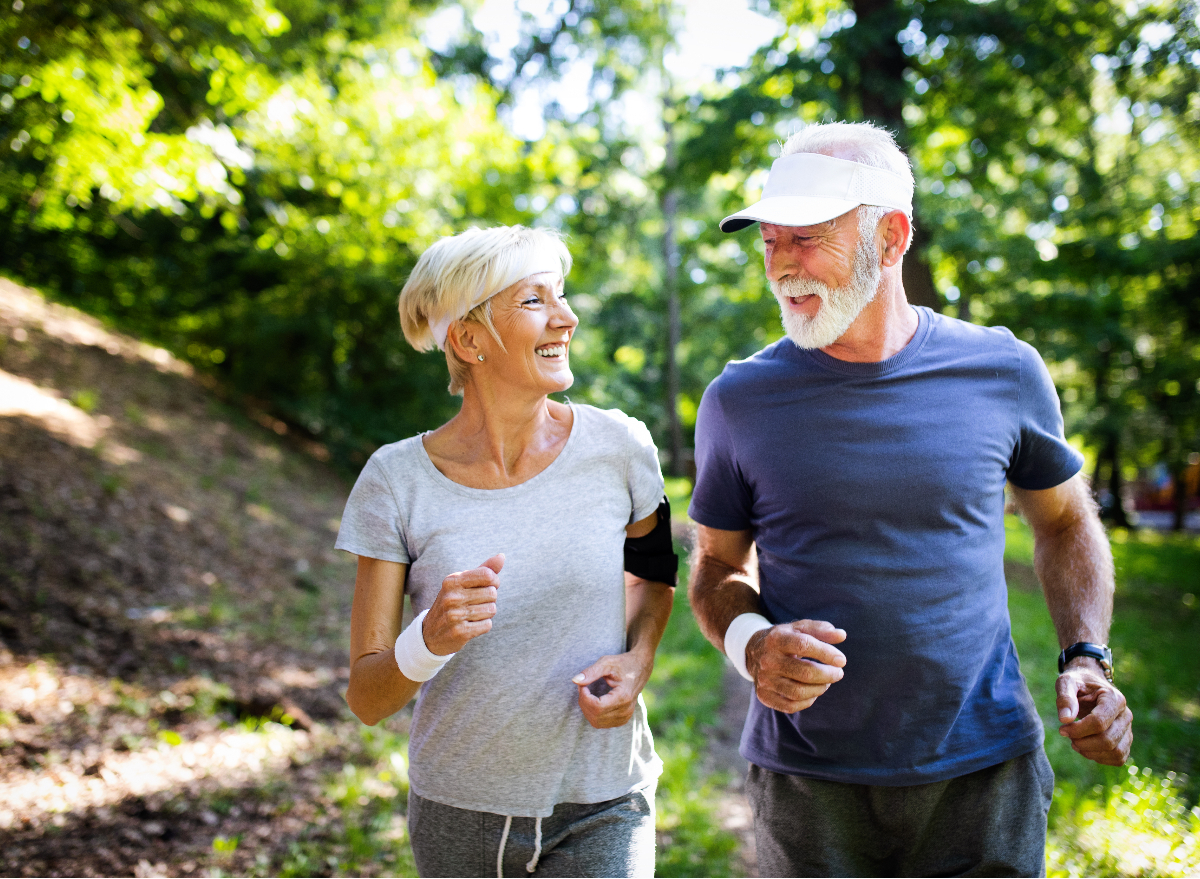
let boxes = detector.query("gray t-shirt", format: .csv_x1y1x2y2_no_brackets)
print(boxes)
336,404,665,817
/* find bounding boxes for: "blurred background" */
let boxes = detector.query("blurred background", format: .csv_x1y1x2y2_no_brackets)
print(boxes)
0,0,1197,876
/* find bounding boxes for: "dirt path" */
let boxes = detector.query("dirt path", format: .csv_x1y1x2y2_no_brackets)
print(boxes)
708,665,758,877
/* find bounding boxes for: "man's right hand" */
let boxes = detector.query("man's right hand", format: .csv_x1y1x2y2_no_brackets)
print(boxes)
746,620,847,713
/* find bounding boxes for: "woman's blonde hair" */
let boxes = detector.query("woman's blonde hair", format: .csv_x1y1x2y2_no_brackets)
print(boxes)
398,225,572,395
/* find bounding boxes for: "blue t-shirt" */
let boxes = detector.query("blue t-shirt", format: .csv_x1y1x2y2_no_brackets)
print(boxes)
689,307,1083,786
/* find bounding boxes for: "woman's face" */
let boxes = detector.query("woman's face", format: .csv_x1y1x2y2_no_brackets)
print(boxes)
478,271,578,397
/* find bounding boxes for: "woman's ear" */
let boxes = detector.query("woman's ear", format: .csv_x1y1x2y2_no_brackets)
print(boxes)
447,320,484,364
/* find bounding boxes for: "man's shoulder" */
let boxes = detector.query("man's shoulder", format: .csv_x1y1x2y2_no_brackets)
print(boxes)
710,337,800,389
923,308,1030,356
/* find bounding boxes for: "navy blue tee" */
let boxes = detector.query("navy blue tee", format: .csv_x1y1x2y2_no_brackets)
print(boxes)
689,307,1083,786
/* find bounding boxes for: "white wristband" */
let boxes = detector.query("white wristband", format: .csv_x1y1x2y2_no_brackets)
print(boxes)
724,613,773,682
394,609,455,682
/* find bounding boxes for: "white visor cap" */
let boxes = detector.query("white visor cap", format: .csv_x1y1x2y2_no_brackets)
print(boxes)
720,152,914,233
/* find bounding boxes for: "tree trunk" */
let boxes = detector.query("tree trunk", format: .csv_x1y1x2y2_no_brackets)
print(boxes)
1105,435,1132,529
1091,347,1131,529
661,111,684,477
846,0,940,311
1171,460,1188,532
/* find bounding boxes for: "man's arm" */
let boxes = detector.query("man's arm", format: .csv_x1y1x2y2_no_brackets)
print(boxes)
688,524,846,713
1011,474,1132,766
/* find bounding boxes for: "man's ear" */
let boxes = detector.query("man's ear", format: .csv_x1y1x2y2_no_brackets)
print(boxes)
880,210,912,267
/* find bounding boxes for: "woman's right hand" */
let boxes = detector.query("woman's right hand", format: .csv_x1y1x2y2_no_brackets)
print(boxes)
422,554,505,656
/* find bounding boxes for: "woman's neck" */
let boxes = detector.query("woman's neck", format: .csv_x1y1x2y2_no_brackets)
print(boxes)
424,388,572,488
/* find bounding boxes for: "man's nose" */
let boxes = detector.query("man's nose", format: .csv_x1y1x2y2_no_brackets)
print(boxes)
765,240,799,283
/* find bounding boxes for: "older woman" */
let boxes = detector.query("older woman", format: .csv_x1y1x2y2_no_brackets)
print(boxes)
336,225,676,878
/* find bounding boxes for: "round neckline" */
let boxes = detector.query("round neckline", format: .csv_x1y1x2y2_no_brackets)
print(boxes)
798,305,933,377
416,402,580,498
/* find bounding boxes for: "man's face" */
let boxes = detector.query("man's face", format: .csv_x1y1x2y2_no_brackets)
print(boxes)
762,209,882,350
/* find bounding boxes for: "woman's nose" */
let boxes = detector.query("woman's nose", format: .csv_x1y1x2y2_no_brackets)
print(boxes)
553,297,579,328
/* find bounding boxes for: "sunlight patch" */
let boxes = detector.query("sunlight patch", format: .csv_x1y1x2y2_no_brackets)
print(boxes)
0,724,310,829
0,368,142,464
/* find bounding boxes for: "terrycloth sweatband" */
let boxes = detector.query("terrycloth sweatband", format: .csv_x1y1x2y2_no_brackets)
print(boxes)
430,240,565,351
725,612,774,682
395,609,455,682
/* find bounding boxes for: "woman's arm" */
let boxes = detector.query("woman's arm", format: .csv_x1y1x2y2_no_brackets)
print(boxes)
346,553,504,726
573,511,676,729
346,557,421,725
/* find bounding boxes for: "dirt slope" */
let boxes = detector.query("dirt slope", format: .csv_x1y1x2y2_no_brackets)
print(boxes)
0,278,407,876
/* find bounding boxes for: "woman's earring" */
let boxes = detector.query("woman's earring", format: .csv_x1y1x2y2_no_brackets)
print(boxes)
477,354,485,362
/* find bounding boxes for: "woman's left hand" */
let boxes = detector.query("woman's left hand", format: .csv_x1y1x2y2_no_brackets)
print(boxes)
573,651,654,729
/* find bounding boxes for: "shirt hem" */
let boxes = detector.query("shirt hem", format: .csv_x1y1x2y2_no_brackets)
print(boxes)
741,730,1045,787
408,761,663,819
333,541,409,564
687,505,751,533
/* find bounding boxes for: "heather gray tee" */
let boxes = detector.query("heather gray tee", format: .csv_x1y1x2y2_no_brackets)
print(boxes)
336,404,665,817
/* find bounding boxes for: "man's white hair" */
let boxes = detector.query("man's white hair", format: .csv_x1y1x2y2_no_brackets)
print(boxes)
398,225,571,395
781,121,915,252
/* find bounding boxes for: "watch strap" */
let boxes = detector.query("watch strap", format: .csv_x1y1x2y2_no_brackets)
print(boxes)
1058,642,1113,681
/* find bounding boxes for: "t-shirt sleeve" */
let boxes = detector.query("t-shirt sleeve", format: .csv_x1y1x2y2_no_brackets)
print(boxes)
624,414,666,523
689,377,754,531
334,452,411,563
1007,341,1085,490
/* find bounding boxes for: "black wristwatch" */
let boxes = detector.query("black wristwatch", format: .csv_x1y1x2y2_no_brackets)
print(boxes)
1058,642,1113,682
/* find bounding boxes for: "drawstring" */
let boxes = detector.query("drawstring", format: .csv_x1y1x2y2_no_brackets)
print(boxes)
525,817,542,873
497,816,512,878
496,815,542,878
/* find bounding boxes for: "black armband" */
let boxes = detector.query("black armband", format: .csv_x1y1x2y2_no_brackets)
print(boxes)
624,496,679,585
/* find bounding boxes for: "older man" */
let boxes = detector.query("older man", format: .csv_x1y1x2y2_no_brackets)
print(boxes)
688,121,1132,877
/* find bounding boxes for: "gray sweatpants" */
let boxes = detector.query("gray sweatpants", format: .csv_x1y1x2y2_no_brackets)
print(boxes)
407,787,656,878
746,748,1054,877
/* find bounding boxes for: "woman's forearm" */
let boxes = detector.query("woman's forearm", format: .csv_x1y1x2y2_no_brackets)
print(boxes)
346,650,423,726
625,575,675,672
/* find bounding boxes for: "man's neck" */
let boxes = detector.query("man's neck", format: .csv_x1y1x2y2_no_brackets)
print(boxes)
819,270,918,363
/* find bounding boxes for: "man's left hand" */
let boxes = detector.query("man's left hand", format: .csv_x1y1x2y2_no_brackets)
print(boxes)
1057,662,1133,766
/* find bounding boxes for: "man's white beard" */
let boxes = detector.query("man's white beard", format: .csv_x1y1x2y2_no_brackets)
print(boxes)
770,220,883,350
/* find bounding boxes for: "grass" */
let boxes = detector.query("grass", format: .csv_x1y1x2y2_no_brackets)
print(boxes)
248,725,418,878
1005,514,1200,877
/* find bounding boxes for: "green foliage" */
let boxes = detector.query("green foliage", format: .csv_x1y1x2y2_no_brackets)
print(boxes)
1048,767,1200,878
5,0,1192,486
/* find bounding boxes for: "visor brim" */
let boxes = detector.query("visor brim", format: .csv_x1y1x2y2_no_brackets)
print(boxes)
719,196,862,233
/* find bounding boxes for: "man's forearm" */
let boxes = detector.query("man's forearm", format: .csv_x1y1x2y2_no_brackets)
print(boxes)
688,548,762,653
1032,486,1114,649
